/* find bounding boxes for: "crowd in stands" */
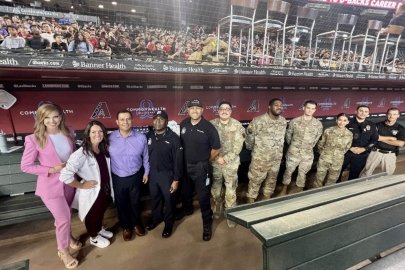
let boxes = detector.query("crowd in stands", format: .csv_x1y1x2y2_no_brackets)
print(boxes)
0,14,404,73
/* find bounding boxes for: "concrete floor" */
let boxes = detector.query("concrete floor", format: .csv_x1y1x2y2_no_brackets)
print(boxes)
0,198,263,270
1,155,405,270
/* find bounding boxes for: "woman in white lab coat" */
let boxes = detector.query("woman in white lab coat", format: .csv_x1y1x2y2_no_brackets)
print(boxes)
60,120,114,249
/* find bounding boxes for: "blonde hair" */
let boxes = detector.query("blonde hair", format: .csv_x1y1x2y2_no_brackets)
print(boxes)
34,103,72,148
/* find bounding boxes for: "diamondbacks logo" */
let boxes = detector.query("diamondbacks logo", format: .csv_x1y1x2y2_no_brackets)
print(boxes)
377,98,386,108
342,98,351,109
247,100,259,112
178,101,190,115
91,102,111,119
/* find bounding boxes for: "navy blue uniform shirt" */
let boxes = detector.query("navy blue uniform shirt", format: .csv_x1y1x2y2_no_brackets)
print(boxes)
180,117,220,164
146,128,183,180
347,117,378,151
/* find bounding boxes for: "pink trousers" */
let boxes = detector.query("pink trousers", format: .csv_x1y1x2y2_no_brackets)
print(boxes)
41,185,75,250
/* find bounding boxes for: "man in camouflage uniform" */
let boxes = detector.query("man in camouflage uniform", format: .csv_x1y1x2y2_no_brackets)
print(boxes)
246,98,287,203
280,100,323,195
210,101,245,227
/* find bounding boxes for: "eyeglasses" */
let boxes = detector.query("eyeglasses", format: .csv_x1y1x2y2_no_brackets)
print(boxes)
218,108,232,112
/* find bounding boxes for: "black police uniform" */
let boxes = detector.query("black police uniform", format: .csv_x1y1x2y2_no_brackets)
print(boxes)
373,121,405,154
146,127,183,228
180,116,220,227
339,117,378,181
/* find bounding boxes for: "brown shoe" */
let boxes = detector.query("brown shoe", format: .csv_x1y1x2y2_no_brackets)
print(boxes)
134,225,145,236
123,229,133,241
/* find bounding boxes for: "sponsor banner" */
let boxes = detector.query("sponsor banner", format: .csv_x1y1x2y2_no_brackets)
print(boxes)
10,82,399,91
28,59,64,68
1,90,404,134
308,0,400,9
0,55,401,81
71,59,127,70
0,5,99,23
0,57,20,66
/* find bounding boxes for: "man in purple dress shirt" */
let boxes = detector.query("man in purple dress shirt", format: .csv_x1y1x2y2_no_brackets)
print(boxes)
109,109,150,241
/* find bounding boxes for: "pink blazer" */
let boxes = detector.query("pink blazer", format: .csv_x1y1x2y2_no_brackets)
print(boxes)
21,134,75,199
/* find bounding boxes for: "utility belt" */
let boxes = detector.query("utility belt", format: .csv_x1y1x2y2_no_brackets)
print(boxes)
372,148,395,154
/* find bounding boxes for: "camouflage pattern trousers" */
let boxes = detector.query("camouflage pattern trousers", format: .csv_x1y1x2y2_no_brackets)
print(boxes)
282,151,313,188
313,157,344,187
247,155,282,200
211,161,239,208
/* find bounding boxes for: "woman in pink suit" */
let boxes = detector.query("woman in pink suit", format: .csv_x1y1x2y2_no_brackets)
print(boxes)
21,103,80,269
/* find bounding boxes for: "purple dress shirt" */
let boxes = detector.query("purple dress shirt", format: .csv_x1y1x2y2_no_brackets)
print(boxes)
109,128,150,177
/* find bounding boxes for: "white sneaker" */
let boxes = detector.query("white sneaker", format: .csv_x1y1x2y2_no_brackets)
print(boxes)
90,235,110,248
98,227,113,239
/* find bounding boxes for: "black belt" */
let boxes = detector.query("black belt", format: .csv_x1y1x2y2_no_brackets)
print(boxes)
373,148,394,154
112,171,141,178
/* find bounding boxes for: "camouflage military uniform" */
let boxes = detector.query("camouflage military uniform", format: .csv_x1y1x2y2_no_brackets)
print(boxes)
282,116,323,188
246,113,287,200
210,117,245,208
313,126,353,187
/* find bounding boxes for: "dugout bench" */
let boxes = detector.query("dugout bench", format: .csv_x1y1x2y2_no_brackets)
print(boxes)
0,149,50,227
226,173,405,270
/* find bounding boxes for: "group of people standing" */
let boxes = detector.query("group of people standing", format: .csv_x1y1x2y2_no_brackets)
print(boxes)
21,103,115,269
246,101,404,201
20,99,404,269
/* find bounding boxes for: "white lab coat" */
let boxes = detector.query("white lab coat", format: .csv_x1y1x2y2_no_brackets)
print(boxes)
60,147,114,221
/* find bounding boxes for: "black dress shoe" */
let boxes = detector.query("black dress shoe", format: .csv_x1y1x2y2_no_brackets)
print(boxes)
202,225,212,241
162,225,173,238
